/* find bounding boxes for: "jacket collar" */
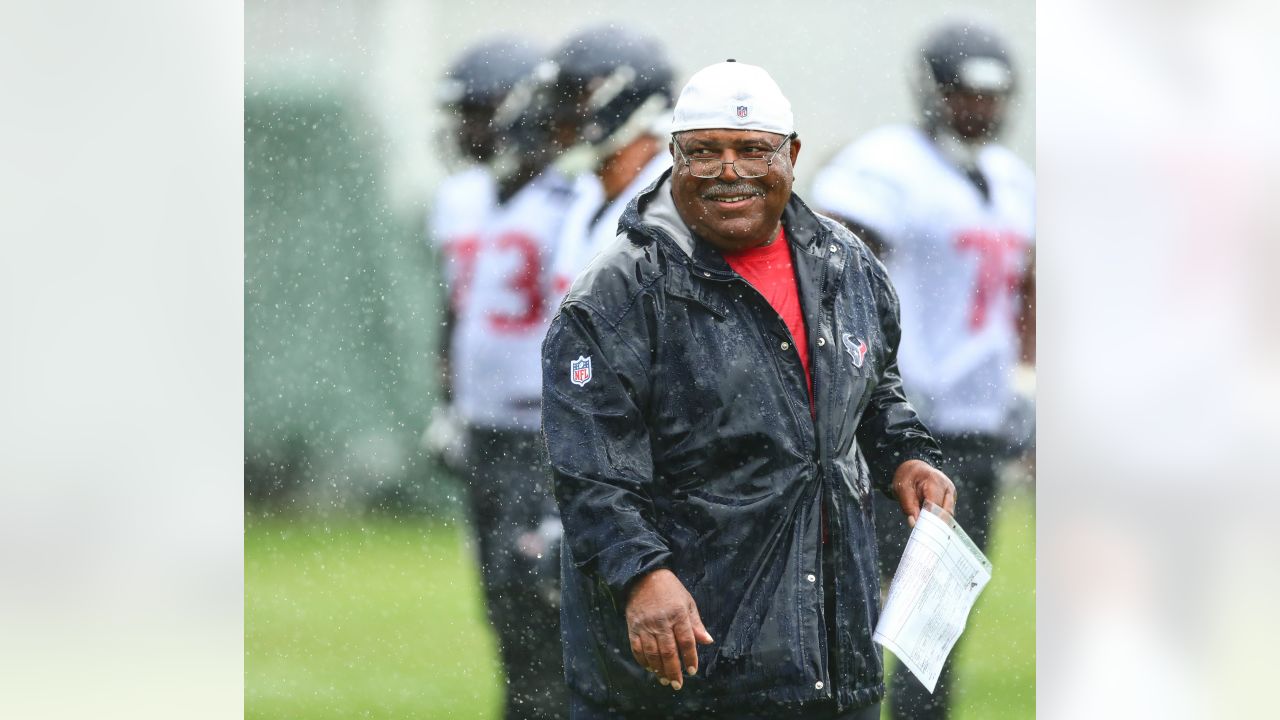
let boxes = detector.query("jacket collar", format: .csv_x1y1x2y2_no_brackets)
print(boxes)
620,170,850,327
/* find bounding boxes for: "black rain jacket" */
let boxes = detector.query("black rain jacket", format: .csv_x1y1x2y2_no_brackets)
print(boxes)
541,171,942,714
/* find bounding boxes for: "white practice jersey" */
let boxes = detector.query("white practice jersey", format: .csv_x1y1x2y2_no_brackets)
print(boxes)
429,166,498,305
549,152,671,301
446,169,586,430
812,124,1035,435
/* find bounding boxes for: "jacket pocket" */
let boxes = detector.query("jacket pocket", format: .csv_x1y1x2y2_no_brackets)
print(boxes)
684,487,778,509
703,544,812,693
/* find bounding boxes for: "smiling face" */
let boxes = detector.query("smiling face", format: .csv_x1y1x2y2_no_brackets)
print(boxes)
669,128,801,252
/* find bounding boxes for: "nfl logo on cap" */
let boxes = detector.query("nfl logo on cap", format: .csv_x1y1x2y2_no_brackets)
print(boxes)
571,356,593,386
671,61,793,136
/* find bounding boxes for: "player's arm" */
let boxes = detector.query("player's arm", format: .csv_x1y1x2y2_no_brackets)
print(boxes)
421,222,466,470
437,299,455,404
811,152,906,261
542,301,710,690
425,205,457,404
419,246,467,472
429,228,478,406
1018,246,1035,364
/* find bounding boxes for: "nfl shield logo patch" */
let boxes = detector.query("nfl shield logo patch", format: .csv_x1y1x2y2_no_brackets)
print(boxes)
736,105,749,118
570,355,592,387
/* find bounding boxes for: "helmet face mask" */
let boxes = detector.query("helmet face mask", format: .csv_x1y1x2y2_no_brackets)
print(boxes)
546,72,595,151
518,26,674,176
437,37,540,167
915,21,1016,144
441,100,502,162
940,87,1008,141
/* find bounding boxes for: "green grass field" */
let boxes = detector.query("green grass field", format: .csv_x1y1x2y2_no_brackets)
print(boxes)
246,493,1034,719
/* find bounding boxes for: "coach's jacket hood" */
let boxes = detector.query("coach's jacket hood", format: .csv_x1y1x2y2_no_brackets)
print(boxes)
542,170,941,714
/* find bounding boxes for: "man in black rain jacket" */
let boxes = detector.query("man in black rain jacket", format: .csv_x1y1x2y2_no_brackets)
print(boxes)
542,60,955,719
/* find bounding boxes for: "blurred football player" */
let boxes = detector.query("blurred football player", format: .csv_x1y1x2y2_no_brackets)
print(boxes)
426,36,541,471
811,20,1036,720
535,26,676,299
425,36,577,719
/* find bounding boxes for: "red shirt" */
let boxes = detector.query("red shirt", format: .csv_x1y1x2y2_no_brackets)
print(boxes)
724,227,812,404
725,228,828,543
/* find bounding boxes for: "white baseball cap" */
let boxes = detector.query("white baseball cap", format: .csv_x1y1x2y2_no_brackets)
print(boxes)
670,60,794,136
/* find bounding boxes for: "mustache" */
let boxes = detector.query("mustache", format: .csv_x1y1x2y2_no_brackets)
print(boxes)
701,182,764,200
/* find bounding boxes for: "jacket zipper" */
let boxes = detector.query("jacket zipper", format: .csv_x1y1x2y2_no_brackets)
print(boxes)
641,221,836,693
812,237,835,696
727,248,833,696
639,223,816,454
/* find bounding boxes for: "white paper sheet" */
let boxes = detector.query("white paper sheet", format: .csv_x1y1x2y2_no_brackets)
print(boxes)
872,501,993,692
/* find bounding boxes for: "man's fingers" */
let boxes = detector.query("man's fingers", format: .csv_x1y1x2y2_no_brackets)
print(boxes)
641,633,663,676
656,631,684,689
672,616,699,678
690,604,714,646
898,480,922,525
922,479,947,508
923,475,956,515
628,632,646,669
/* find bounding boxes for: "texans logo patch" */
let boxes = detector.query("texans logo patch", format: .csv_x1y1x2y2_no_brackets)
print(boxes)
842,334,868,369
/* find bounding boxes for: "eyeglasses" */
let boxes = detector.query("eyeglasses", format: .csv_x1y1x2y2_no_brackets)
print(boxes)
672,132,796,179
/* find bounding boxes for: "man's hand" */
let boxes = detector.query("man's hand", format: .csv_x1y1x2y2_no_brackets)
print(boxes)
891,459,956,527
624,568,714,691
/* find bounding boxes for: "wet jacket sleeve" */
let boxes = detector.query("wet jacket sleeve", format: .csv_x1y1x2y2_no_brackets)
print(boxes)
856,252,944,496
541,300,671,597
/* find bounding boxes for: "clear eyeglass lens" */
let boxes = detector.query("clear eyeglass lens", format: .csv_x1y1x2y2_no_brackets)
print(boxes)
688,160,722,178
688,157,770,179
732,158,770,177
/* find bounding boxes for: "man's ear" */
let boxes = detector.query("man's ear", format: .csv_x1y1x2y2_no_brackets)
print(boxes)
789,135,802,167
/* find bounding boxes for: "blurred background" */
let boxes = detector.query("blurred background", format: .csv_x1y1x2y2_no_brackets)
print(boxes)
244,0,1035,717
